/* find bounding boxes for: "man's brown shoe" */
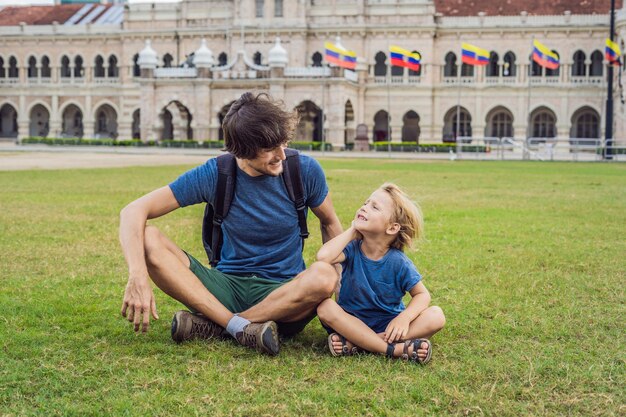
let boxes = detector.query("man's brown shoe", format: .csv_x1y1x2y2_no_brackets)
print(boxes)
235,321,280,356
171,310,224,343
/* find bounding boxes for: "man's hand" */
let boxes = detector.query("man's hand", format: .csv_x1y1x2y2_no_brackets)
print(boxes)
383,314,410,343
121,276,159,333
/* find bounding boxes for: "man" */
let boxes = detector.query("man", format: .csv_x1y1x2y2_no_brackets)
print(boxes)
119,92,343,355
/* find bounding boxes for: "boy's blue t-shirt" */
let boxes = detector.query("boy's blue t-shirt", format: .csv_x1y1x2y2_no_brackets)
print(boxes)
338,240,421,333
168,154,328,281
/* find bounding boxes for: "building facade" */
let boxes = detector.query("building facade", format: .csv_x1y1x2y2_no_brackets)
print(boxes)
0,0,623,148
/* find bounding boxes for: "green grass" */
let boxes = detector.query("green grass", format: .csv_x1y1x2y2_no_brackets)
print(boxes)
0,159,624,416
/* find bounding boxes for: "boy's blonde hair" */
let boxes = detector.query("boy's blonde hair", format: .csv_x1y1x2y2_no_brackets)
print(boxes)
378,182,424,251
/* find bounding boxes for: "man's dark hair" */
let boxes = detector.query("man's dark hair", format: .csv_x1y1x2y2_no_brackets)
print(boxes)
223,92,299,159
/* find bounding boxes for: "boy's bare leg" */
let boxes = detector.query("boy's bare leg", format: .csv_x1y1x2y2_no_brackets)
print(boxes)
317,299,392,354
238,261,339,323
319,300,445,360
142,225,234,328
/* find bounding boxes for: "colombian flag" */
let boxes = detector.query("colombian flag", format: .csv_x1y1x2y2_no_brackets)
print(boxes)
532,40,559,70
390,45,421,71
325,42,357,70
606,38,621,66
461,43,489,66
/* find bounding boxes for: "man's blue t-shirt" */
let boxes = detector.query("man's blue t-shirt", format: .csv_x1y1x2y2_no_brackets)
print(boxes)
168,154,328,281
338,240,421,333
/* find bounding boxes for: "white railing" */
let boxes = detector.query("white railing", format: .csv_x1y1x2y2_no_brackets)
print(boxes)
60,77,85,84
284,67,331,77
154,68,197,78
213,70,258,79
93,78,120,85
344,69,358,82
0,78,21,85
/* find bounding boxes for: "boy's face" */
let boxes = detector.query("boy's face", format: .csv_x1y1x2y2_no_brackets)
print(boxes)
243,144,287,177
353,189,396,234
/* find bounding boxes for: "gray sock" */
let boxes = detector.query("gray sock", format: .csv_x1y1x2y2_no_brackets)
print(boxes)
226,314,250,338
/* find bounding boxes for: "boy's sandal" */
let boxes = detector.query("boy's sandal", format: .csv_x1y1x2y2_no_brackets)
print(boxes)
401,338,432,365
327,333,360,357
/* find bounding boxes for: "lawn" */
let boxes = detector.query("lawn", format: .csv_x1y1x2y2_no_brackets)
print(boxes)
0,159,624,416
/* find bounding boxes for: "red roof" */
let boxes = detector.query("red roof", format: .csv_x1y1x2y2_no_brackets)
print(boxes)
434,0,622,16
0,5,83,26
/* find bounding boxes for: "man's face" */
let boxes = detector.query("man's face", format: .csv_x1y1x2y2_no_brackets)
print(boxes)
244,144,288,177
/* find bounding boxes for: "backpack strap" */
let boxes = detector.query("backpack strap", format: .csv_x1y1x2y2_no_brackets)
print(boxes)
282,148,309,250
207,153,237,267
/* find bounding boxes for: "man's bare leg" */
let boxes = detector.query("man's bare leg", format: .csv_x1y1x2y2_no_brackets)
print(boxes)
143,225,233,328
238,261,339,323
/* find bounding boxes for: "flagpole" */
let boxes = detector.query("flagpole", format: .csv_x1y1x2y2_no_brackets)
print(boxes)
456,53,461,148
605,0,616,159
526,37,534,157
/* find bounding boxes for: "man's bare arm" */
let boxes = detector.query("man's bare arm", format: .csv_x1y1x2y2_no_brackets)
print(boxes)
119,186,180,333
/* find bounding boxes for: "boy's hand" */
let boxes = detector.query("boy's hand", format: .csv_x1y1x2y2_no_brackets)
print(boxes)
384,314,411,343
349,221,363,240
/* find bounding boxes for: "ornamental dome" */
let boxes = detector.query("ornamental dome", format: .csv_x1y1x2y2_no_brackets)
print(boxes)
268,37,288,68
193,39,215,67
137,40,158,69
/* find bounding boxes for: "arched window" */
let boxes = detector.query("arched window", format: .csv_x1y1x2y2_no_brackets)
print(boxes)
408,50,421,76
41,56,51,78
487,52,499,77
444,52,457,77
29,104,50,137
74,56,84,78
443,107,472,141
295,101,323,142
218,52,228,66
374,52,387,76
97,111,107,133
530,56,542,77
256,0,264,18
108,55,118,77
572,51,586,76
0,57,5,78
391,62,403,76
486,108,514,138
311,52,323,67
590,51,603,77
132,109,140,139
0,104,18,138
461,62,473,77
161,109,173,140
373,110,389,142
253,51,262,65
61,56,71,78
531,108,557,138
571,107,600,139
503,51,516,77
61,104,83,138
402,111,420,142
8,56,18,78
133,54,140,77
94,55,105,78
545,51,559,77
275,0,283,17
163,53,174,68
28,56,38,78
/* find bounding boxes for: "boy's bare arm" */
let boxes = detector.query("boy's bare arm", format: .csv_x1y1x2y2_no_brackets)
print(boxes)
316,225,360,265
402,282,432,321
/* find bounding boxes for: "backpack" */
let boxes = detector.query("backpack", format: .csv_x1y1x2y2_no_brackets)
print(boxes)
202,148,309,267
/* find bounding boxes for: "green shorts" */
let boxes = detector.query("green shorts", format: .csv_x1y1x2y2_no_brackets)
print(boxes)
185,252,315,337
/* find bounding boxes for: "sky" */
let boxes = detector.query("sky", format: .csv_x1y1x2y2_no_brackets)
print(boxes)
0,0,178,5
